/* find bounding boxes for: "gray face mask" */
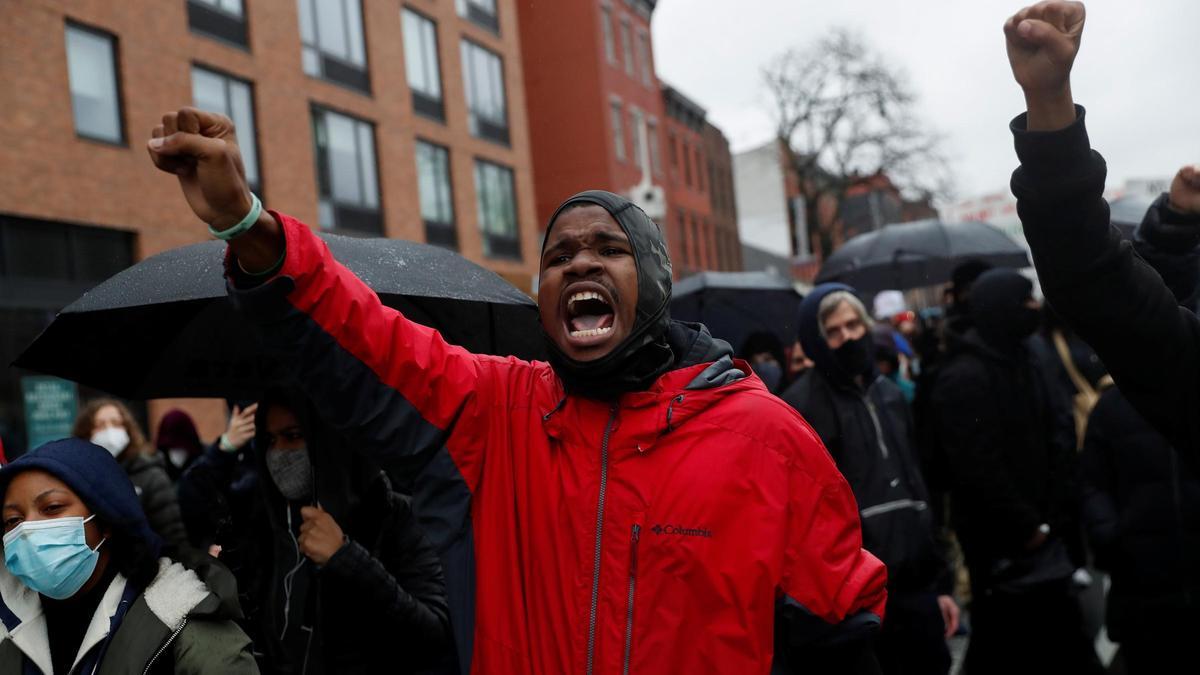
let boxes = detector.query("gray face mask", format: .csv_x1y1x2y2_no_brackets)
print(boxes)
266,447,313,502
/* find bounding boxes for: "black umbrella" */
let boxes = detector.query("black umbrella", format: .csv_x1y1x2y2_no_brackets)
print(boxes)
1108,193,1156,240
670,271,803,354
816,219,1030,292
14,234,544,399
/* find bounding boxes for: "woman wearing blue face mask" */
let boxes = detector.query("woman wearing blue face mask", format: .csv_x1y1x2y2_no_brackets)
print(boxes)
0,438,258,674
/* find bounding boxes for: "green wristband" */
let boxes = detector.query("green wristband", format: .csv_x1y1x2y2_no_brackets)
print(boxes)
209,193,262,241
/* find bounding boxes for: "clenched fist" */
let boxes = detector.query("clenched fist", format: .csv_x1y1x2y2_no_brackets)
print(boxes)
1004,1,1086,131
1168,165,1200,215
298,505,347,566
147,107,282,271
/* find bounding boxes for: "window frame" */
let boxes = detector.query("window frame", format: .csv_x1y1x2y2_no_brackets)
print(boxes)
473,159,520,260
64,21,127,147
186,0,249,48
310,104,383,234
600,3,617,65
191,64,262,195
647,116,662,176
402,7,445,121
457,0,499,33
635,28,652,87
460,39,510,146
298,0,371,94
414,139,457,249
618,16,634,77
609,98,625,162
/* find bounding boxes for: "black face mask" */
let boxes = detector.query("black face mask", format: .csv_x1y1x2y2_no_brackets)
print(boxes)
833,336,875,381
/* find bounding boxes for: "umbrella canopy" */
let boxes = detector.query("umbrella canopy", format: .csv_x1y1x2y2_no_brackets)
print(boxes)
815,219,1030,292
1108,193,1156,239
670,271,804,354
14,234,544,399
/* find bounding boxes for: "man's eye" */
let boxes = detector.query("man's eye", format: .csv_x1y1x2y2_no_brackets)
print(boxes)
602,248,623,256
284,432,305,442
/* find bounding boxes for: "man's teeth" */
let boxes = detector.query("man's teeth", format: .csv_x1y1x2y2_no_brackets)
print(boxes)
568,291,608,311
570,326,614,338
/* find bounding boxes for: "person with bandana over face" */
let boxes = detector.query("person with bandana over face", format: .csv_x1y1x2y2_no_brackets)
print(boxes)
143,106,887,675
0,438,258,674
71,399,189,556
175,388,451,674
780,285,958,675
930,269,1101,675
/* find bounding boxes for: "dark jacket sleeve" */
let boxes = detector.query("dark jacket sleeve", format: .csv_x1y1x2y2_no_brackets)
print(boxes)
139,461,190,554
1010,106,1200,464
1133,194,1200,307
1079,393,1120,572
931,359,1042,549
321,492,451,665
177,442,241,549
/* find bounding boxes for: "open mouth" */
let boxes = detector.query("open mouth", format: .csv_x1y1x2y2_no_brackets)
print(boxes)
566,290,616,340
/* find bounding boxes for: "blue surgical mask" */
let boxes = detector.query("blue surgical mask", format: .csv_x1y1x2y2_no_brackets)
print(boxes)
3,514,106,600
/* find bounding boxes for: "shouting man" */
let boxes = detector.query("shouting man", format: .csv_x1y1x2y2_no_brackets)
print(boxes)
146,110,886,675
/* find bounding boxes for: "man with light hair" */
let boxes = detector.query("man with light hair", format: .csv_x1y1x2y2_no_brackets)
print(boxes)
783,283,958,675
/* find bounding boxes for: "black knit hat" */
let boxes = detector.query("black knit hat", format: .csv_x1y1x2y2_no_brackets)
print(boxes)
0,438,162,559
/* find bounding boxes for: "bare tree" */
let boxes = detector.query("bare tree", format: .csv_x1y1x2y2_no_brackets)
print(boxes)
764,29,950,261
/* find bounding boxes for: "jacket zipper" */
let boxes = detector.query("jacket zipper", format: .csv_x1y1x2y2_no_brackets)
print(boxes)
860,388,890,460
586,406,620,675
860,498,927,519
622,524,641,675
142,617,188,675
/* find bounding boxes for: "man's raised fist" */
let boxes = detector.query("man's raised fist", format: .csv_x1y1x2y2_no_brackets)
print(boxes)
1004,1,1086,97
1169,166,1200,216
147,107,253,232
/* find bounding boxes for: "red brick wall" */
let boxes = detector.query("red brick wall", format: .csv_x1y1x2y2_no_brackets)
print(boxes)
1,0,539,441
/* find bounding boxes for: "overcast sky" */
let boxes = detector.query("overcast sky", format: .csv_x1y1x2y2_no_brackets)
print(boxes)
652,0,1199,201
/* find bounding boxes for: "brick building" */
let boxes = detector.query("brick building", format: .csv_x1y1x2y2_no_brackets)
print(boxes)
516,0,739,279
0,0,539,452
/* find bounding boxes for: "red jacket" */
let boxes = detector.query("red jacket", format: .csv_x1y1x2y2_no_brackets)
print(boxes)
235,213,887,674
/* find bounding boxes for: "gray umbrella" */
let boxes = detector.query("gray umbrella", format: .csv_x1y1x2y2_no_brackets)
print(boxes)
14,233,543,398
815,219,1030,292
1108,193,1157,240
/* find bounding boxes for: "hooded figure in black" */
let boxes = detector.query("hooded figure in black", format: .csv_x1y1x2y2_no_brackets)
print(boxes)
176,388,451,674
780,283,954,675
930,269,1100,675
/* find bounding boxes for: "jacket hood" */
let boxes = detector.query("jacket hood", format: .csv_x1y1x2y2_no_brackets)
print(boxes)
0,438,162,559
797,283,873,387
541,190,675,398
253,387,383,526
969,269,1036,351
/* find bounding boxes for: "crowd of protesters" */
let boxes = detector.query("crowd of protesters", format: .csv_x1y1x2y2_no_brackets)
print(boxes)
3,2,1200,674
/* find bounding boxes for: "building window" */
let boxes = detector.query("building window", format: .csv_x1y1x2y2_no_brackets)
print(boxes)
619,17,634,77
610,99,625,162
461,40,509,145
297,0,370,93
457,0,498,33
628,108,644,170
647,118,662,175
311,107,380,233
683,139,693,188
402,8,444,121
676,210,688,270
635,30,652,86
600,4,617,65
192,66,260,192
187,0,248,47
474,160,519,260
668,132,678,169
695,146,707,192
64,23,124,145
415,141,456,249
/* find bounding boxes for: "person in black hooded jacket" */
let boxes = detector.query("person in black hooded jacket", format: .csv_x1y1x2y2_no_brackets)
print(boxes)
1077,187,1200,675
176,387,452,674
930,268,1101,675
781,283,957,675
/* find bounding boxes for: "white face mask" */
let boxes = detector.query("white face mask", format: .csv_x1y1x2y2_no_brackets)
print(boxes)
167,448,190,468
91,427,130,458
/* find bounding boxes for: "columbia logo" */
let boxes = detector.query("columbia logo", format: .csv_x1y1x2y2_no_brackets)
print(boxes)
650,524,713,538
